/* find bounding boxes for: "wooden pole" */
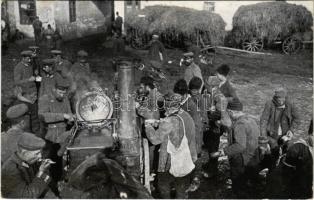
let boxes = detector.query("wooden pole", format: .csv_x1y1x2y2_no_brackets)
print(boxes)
216,46,272,55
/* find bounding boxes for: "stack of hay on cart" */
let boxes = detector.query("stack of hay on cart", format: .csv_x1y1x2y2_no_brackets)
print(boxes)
125,5,226,47
231,2,313,45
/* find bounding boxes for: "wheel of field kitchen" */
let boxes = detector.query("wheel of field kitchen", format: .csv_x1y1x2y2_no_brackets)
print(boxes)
282,36,302,55
242,37,264,52
131,36,146,50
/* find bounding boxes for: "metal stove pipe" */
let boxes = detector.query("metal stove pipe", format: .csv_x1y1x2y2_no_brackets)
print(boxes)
117,61,141,177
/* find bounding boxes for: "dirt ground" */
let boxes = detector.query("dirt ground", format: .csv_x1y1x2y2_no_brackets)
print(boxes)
1,34,313,198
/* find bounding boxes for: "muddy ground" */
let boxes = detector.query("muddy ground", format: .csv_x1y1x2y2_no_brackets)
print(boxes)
1,34,313,198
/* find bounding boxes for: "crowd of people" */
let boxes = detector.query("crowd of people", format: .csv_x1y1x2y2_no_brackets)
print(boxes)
1,20,313,199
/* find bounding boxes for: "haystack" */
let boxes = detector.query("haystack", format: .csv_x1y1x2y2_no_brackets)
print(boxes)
232,2,313,44
125,5,226,45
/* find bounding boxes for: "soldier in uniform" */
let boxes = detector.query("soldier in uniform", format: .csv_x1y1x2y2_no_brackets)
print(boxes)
51,50,72,78
38,76,73,192
39,58,57,97
1,132,53,198
14,50,40,136
1,104,30,164
70,50,90,79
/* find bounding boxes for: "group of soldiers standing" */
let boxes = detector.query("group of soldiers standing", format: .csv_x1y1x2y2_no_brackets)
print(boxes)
2,43,93,198
1,30,313,199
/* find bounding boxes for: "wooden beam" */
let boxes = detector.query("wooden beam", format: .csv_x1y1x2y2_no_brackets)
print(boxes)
216,46,272,55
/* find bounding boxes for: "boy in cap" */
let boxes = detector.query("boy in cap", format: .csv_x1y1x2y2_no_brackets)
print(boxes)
144,92,197,199
182,52,203,92
211,100,259,198
1,104,30,164
1,132,54,198
260,87,300,169
51,50,72,78
70,50,90,79
216,64,239,102
39,58,57,97
38,75,73,189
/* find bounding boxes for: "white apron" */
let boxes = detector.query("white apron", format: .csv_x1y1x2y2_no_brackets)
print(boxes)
167,115,195,177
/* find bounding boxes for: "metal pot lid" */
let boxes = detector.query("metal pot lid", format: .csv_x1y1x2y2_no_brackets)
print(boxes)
76,91,113,122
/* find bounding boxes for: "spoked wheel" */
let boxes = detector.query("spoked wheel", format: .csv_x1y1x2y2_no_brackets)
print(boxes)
242,38,264,52
282,36,302,55
131,36,146,50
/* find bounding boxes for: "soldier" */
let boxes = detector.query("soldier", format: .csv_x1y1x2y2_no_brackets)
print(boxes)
182,52,203,92
32,16,42,46
38,76,73,191
203,76,231,178
211,100,259,198
70,50,90,79
215,64,239,102
144,92,197,199
1,132,53,198
14,50,40,136
51,50,72,78
1,104,30,164
39,58,57,97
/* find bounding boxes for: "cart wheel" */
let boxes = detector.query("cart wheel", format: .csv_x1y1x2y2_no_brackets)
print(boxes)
242,38,264,52
282,36,302,55
131,36,146,50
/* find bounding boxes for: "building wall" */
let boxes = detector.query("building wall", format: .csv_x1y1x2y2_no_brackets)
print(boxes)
7,0,113,40
140,1,313,30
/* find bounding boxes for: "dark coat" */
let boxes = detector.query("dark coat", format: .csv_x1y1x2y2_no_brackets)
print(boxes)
147,40,165,62
14,61,37,94
1,153,51,198
38,93,72,143
260,98,300,146
182,97,203,154
224,115,259,166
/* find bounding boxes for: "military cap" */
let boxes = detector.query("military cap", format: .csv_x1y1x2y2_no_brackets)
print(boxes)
77,50,88,57
206,76,220,87
17,132,45,151
20,50,33,57
274,87,287,98
42,58,55,65
183,52,194,57
51,50,62,55
6,104,29,119
55,75,70,90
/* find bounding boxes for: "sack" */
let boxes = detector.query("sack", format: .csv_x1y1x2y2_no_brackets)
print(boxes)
167,115,195,177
